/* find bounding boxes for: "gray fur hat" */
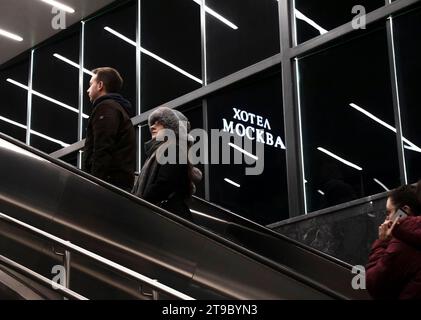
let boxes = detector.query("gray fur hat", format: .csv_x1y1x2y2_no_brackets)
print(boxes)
148,107,192,141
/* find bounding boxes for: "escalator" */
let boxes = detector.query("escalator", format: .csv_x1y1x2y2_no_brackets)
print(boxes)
0,133,370,299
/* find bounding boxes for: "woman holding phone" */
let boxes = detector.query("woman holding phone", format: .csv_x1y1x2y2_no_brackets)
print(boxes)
366,183,421,299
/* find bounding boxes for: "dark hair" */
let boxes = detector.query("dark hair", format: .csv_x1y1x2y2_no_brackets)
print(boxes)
92,67,123,93
389,183,421,216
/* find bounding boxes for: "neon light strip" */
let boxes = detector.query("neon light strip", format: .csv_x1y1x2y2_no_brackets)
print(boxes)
0,28,23,41
373,178,389,191
317,147,363,171
277,0,328,35
192,0,238,30
40,0,75,13
295,9,328,35
53,54,94,76
0,115,70,147
228,142,259,161
349,103,421,153
104,27,203,84
6,79,89,119
224,178,241,188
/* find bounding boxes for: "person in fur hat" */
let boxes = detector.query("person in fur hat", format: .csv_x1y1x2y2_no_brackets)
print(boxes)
132,107,202,220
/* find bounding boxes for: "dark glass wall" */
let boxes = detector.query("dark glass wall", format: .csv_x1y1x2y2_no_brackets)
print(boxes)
83,1,137,133
140,0,202,111
0,56,29,142
294,0,384,44
3,0,421,224
206,0,280,82
298,27,400,212
393,7,421,184
207,71,288,224
31,30,80,153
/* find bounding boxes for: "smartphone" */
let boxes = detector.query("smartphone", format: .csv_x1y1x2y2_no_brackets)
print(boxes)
391,208,408,222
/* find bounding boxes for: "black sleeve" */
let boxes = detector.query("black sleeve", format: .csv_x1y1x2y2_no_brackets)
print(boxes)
90,104,122,179
142,162,187,203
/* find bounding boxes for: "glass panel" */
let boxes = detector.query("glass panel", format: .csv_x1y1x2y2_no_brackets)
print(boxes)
30,96,78,154
393,7,421,184
0,56,29,142
141,0,202,111
83,1,137,134
294,0,385,44
207,70,288,224
206,0,280,82
299,27,400,213
31,29,80,153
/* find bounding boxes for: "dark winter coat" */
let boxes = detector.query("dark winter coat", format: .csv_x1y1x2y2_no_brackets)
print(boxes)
84,94,136,191
366,216,421,299
133,138,192,220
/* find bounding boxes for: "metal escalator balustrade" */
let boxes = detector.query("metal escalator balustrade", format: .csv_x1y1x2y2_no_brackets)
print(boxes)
0,133,353,299
0,211,194,300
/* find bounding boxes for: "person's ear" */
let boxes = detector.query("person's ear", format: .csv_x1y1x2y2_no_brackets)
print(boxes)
98,81,104,91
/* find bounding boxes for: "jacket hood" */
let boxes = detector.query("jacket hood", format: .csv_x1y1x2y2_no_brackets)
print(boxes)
392,216,421,248
93,93,133,117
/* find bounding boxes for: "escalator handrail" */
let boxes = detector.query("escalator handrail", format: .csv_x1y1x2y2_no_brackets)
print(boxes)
191,196,353,269
0,254,87,300
0,211,194,300
0,133,348,299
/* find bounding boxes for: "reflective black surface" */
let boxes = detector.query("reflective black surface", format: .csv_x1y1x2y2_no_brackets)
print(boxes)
294,0,385,44
83,1,137,133
0,133,369,299
0,56,29,143
140,0,202,111
207,71,289,224
205,0,280,82
299,26,400,213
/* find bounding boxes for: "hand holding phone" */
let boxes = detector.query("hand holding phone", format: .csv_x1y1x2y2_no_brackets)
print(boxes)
391,208,408,223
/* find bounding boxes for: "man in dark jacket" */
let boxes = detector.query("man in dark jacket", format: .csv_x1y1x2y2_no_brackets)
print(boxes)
84,67,136,191
366,185,421,299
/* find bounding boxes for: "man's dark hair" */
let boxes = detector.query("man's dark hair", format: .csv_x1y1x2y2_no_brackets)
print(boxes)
389,183,421,216
92,67,123,93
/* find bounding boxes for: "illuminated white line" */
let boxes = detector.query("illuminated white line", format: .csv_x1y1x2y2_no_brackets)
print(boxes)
6,79,89,119
53,54,94,76
104,27,202,84
0,115,26,129
276,1,327,35
0,115,70,147
0,28,23,41
30,130,70,147
349,103,421,153
373,178,389,192
192,0,238,30
190,209,228,223
295,9,328,35
224,178,241,188
228,142,258,161
317,147,363,171
40,0,75,13
317,190,325,196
